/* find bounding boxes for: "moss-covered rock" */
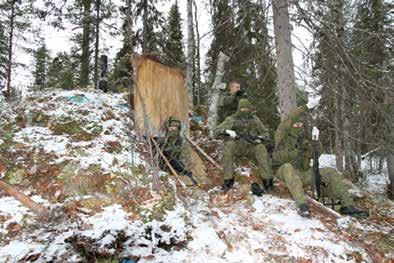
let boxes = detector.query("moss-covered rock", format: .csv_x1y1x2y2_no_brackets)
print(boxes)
58,164,106,196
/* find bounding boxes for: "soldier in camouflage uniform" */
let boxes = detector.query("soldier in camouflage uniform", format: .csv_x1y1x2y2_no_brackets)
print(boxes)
158,117,197,185
218,80,248,123
215,99,273,193
273,106,369,217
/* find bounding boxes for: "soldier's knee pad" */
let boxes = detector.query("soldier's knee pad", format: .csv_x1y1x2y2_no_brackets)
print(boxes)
255,144,268,153
282,163,295,173
278,163,295,180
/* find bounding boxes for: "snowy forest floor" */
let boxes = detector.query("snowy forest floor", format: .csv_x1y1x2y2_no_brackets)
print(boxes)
0,89,392,263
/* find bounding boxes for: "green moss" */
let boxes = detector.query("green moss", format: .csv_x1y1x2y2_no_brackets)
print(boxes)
86,124,103,135
31,111,50,126
50,120,85,135
5,169,25,185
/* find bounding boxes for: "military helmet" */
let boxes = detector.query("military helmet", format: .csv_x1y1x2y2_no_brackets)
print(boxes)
237,98,252,111
164,116,182,130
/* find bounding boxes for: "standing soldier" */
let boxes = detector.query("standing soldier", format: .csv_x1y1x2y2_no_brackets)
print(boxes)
158,117,197,185
214,99,273,194
218,80,247,123
272,105,369,217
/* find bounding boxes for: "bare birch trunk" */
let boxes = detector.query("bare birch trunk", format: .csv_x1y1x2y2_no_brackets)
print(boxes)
272,0,297,119
207,51,229,137
193,0,201,107
186,0,195,109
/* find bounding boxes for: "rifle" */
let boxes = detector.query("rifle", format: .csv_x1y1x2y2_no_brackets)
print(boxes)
153,137,198,186
311,141,322,200
166,157,198,186
311,127,322,200
220,133,273,145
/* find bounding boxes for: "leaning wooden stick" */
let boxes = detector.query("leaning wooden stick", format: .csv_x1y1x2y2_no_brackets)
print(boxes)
185,136,221,169
149,137,187,189
306,196,341,219
0,180,51,221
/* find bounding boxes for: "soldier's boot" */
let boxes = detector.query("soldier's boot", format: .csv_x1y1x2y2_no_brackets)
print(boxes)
339,206,369,218
298,203,311,218
262,178,274,192
251,183,264,197
222,178,235,192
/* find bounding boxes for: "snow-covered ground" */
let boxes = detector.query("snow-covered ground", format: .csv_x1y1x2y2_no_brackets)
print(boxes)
0,191,372,262
0,90,392,262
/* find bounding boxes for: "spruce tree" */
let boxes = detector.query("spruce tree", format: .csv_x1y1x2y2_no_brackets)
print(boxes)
134,0,163,55
47,52,76,90
0,0,31,95
33,39,50,89
111,0,135,90
206,0,278,130
205,0,236,85
162,1,185,69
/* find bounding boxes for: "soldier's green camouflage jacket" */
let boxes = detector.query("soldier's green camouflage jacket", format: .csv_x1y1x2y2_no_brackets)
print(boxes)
273,106,353,207
214,101,273,182
159,133,192,169
218,89,247,123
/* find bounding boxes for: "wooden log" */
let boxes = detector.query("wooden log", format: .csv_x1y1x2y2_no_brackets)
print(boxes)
185,136,221,170
0,180,51,221
149,137,187,189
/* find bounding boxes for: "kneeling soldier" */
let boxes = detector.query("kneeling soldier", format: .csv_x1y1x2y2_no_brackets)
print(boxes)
273,106,369,218
214,99,273,194
158,117,197,185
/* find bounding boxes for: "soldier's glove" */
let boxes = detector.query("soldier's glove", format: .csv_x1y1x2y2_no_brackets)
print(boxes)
225,129,237,139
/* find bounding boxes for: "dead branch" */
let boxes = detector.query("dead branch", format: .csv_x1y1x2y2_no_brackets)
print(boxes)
0,180,51,221
149,137,187,189
184,136,221,170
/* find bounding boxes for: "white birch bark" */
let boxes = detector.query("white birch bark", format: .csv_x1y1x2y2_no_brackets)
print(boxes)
186,0,195,109
207,51,229,137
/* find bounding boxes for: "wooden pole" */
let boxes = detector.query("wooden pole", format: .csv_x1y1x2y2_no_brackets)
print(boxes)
306,196,341,219
0,180,51,221
149,137,187,188
185,136,221,169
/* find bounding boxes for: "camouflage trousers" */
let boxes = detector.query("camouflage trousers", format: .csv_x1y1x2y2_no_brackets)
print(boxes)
223,140,273,181
275,163,353,207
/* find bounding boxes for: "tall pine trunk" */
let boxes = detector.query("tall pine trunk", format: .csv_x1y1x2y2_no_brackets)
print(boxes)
80,0,92,89
125,0,133,53
272,0,297,119
94,0,100,89
6,0,16,96
186,0,195,109
142,0,148,53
